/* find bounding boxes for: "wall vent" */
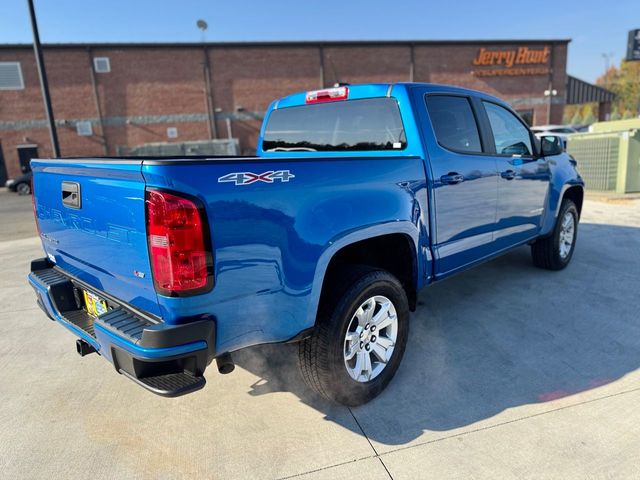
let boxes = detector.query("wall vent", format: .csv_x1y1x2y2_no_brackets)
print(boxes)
0,62,24,90
93,57,111,73
76,121,93,136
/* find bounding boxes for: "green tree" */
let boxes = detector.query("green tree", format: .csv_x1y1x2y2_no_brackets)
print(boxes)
570,110,583,125
610,107,621,121
597,61,640,117
563,105,579,124
623,110,634,119
582,104,596,124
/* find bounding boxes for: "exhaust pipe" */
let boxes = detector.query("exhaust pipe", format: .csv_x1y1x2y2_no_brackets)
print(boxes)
216,352,235,374
76,339,96,356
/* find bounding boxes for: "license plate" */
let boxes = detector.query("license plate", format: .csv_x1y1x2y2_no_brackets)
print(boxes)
83,290,108,317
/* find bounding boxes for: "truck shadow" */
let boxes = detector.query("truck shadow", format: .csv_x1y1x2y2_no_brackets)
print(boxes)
233,222,640,445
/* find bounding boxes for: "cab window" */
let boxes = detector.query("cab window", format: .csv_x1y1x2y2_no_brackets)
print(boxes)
425,95,482,154
483,102,533,156
262,98,406,152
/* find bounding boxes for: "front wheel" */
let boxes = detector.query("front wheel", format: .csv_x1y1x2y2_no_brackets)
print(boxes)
298,269,409,406
531,199,578,270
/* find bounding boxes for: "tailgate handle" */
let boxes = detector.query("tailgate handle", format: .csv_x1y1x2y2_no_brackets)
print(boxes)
61,181,81,209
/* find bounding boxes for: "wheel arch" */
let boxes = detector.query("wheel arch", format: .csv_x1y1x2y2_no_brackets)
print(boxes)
306,223,421,329
541,180,585,237
562,184,584,217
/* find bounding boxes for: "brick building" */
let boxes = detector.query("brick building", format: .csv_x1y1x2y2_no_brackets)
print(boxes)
0,39,572,182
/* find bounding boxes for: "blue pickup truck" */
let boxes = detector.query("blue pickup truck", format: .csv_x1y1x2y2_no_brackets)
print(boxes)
29,83,583,405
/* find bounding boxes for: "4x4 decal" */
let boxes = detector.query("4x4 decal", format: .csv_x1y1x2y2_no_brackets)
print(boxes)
218,170,295,186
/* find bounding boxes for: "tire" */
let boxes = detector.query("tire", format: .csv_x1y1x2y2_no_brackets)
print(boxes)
531,199,578,270
298,267,409,406
16,182,31,195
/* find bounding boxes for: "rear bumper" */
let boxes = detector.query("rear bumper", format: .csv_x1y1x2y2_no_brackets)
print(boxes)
28,258,216,397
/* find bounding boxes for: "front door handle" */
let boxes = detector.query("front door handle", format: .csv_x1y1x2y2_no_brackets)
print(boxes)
440,173,465,185
500,170,516,180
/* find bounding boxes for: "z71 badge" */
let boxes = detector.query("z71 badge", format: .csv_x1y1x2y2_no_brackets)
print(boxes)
218,170,295,186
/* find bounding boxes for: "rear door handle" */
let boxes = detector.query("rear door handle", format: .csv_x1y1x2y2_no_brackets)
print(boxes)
500,170,516,180
440,173,465,185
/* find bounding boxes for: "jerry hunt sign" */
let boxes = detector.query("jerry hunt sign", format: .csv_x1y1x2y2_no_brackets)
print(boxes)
472,46,551,77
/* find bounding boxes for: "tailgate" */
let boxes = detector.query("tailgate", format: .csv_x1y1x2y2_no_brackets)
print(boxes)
31,159,160,317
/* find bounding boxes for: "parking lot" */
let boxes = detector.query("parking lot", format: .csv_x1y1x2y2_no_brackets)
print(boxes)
1,188,639,479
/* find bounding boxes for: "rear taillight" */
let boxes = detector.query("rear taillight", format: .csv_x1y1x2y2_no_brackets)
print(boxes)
145,189,213,296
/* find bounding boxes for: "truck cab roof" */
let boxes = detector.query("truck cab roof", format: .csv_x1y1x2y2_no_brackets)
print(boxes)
272,82,506,110
259,82,508,158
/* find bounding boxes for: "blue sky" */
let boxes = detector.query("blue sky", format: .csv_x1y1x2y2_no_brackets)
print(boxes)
1,0,636,82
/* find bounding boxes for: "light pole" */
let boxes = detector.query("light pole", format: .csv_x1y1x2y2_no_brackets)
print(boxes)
27,0,60,157
197,19,217,140
544,88,558,125
601,52,614,88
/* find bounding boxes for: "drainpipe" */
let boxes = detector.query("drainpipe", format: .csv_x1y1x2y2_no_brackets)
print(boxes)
547,44,555,124
409,43,415,82
225,117,233,139
202,46,217,139
87,47,108,155
319,45,325,88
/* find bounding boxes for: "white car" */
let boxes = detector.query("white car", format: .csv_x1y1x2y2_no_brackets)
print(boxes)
530,125,577,149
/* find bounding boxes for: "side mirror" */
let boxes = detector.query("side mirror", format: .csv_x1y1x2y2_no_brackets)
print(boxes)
540,135,563,156
502,141,530,156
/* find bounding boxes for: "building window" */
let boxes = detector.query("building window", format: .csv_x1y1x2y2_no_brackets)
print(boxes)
93,57,111,73
0,62,25,90
516,109,534,126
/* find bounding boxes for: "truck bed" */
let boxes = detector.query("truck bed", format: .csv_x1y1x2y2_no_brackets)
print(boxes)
31,154,427,354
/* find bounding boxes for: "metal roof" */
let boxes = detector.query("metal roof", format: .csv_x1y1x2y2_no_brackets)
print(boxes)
566,75,615,105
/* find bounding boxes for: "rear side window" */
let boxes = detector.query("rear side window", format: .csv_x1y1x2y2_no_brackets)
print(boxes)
483,101,533,156
262,98,406,152
425,95,482,153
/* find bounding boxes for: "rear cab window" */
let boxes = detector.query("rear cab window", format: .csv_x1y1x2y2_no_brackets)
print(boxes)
262,98,406,152
425,95,483,154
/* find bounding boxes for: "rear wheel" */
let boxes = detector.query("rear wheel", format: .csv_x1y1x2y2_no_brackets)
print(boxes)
531,199,578,270
299,268,409,406
16,182,31,195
